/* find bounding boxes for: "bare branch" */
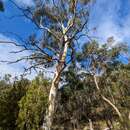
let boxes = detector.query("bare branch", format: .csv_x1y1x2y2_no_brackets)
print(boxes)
3,14,25,20
0,40,27,48
9,48,27,53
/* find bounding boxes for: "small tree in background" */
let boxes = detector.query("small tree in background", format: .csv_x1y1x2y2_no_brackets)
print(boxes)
17,74,49,130
0,76,29,130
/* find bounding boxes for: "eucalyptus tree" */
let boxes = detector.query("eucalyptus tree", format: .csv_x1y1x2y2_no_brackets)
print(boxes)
0,0,93,129
76,40,129,129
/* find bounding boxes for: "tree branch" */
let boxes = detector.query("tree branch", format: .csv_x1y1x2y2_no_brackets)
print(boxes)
93,75,122,119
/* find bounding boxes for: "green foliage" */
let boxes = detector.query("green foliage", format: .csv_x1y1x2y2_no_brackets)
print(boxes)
0,77,29,130
16,76,49,130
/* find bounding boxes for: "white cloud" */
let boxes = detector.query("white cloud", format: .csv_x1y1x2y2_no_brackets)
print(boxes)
14,0,34,7
95,20,122,46
89,0,130,45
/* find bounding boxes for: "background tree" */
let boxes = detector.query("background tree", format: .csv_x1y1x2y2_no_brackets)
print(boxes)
0,76,29,130
75,40,129,129
17,74,49,130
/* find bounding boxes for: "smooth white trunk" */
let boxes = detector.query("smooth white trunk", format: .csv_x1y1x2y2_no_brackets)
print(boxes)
42,38,69,130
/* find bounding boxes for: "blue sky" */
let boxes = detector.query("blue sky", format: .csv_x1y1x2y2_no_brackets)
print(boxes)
0,0,130,78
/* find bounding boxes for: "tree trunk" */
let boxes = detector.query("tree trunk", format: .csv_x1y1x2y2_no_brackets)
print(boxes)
42,35,69,130
93,75,122,119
